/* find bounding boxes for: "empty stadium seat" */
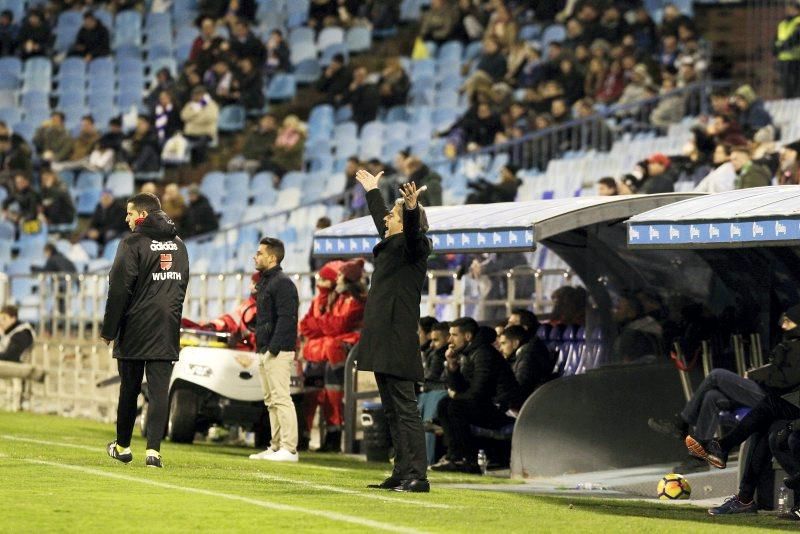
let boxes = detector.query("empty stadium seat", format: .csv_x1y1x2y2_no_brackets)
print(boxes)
218,105,246,132
266,74,296,101
345,27,372,53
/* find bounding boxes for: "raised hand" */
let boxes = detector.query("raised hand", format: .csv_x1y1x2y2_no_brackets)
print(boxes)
399,181,423,210
355,169,383,192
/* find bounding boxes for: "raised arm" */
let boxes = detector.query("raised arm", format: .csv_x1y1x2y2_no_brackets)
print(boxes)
400,181,431,260
355,169,388,236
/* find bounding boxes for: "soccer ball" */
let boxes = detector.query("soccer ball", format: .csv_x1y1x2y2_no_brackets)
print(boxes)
657,473,691,500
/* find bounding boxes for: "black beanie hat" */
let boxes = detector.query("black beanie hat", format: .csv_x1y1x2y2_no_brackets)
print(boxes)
784,303,800,324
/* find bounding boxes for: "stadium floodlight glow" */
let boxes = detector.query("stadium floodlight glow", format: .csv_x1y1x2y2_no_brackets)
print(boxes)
188,364,213,377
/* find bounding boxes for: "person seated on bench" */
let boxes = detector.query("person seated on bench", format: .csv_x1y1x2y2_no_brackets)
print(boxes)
770,420,800,521
432,317,521,474
0,305,34,363
419,320,449,465
498,325,556,406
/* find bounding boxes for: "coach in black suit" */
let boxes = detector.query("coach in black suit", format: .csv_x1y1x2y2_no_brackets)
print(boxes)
355,169,432,493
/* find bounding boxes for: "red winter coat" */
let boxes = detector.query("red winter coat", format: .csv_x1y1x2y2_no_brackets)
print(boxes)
300,290,365,366
183,296,257,351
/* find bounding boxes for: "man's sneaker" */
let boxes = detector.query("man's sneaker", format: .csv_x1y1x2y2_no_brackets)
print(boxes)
262,448,298,462
685,435,728,469
145,454,163,468
708,495,757,515
249,448,277,460
778,507,800,521
673,455,710,474
106,441,133,464
367,476,402,490
648,414,688,439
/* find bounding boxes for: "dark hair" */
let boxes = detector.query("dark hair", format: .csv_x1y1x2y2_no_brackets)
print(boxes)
347,155,360,163
730,145,751,156
44,243,57,255
510,308,539,331
332,53,345,64
1,304,18,318
597,177,617,190
51,111,65,122
1,9,13,21
419,316,438,334
259,237,285,264
316,216,331,229
451,317,479,337
502,325,528,344
82,115,94,124
127,192,161,212
431,321,450,334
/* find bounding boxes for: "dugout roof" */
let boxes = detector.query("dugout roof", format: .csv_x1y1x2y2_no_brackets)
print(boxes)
627,186,800,249
313,193,699,257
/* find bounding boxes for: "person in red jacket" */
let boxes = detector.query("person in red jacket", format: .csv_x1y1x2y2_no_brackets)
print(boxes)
300,259,367,451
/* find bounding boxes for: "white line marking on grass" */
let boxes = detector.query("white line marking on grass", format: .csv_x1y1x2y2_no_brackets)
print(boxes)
2,435,99,452
255,473,453,509
6,456,427,534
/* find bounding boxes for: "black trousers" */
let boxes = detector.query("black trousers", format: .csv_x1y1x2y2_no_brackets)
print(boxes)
719,392,800,454
116,359,173,451
375,372,427,481
738,421,787,504
437,396,513,463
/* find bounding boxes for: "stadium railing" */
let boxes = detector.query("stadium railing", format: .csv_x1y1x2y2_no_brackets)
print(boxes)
432,80,733,170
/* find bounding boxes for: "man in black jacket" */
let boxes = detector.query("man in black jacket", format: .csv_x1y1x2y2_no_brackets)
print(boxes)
85,190,128,248
102,192,189,468
0,305,35,363
686,304,800,516
433,318,521,473
355,169,432,493
249,237,300,463
68,11,110,61
182,185,219,237
499,325,556,403
419,320,449,465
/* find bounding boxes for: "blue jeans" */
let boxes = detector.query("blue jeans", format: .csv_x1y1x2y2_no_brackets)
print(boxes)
418,389,448,465
680,368,764,441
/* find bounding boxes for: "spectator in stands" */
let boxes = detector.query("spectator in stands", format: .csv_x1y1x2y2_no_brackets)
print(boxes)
228,18,265,66
730,146,771,190
263,115,306,181
88,117,124,173
182,184,219,237
0,122,32,184
465,163,521,204
775,1,800,99
204,59,236,105
465,37,507,91
507,308,540,331
403,157,442,206
189,16,225,74
33,112,74,167
344,66,380,128
441,102,503,153
378,57,410,108
778,140,800,185
68,11,110,61
0,305,35,363
232,56,264,111
686,303,800,515
53,115,100,172
629,8,658,53
124,116,161,173
611,292,663,363
419,320,449,465
39,168,75,228
145,68,176,112
180,86,220,164
432,318,520,473
308,0,339,30
140,182,158,196
706,112,748,147
649,368,765,474
695,143,736,193
85,190,128,247
658,34,680,70
316,53,352,105
33,242,76,275
160,183,186,230
621,153,675,194
671,128,714,185
153,91,182,146
499,324,555,403
617,64,653,106
596,58,625,104
483,2,517,50
0,9,18,56
732,85,775,142
264,29,290,80
550,286,587,327
2,173,39,222
650,75,684,128
419,0,460,45
17,9,51,59
228,113,277,173
557,57,584,105
597,176,618,196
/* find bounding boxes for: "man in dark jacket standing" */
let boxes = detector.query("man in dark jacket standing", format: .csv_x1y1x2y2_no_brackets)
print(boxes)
355,169,432,492
249,237,300,462
686,304,800,516
433,318,521,474
102,192,189,468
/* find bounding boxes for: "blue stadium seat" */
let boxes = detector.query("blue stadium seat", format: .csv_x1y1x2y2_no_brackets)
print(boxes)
105,171,134,198
225,172,249,190
55,11,82,52
57,57,86,79
59,91,86,109
317,27,344,50
88,57,115,78
147,57,177,77
103,238,122,262
400,0,422,21
289,27,314,48
286,0,310,28
201,171,226,197
0,57,20,89
280,171,305,190
14,122,36,142
319,43,349,66
293,58,321,84
437,40,463,62
77,189,102,216
308,104,334,131
519,24,542,42
218,105,246,132
146,44,173,61
93,8,114,31
76,171,104,192
57,75,86,96
345,27,371,53
114,10,143,48
265,73,296,101
0,107,21,126
411,59,436,80
542,24,566,48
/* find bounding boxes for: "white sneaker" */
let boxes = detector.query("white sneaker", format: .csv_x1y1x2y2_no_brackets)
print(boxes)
262,448,298,462
249,448,277,460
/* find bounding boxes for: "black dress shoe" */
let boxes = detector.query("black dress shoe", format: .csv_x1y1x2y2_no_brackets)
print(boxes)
393,478,430,493
366,476,402,490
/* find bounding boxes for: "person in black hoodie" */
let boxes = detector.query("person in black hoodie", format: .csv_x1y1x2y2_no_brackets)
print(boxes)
125,116,161,173
40,169,75,228
181,185,219,237
686,304,800,516
432,318,521,473
102,192,189,469
68,11,110,61
499,325,556,403
85,190,129,247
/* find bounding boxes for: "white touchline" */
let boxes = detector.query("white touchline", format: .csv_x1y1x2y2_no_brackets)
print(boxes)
254,473,453,510
5,456,427,534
